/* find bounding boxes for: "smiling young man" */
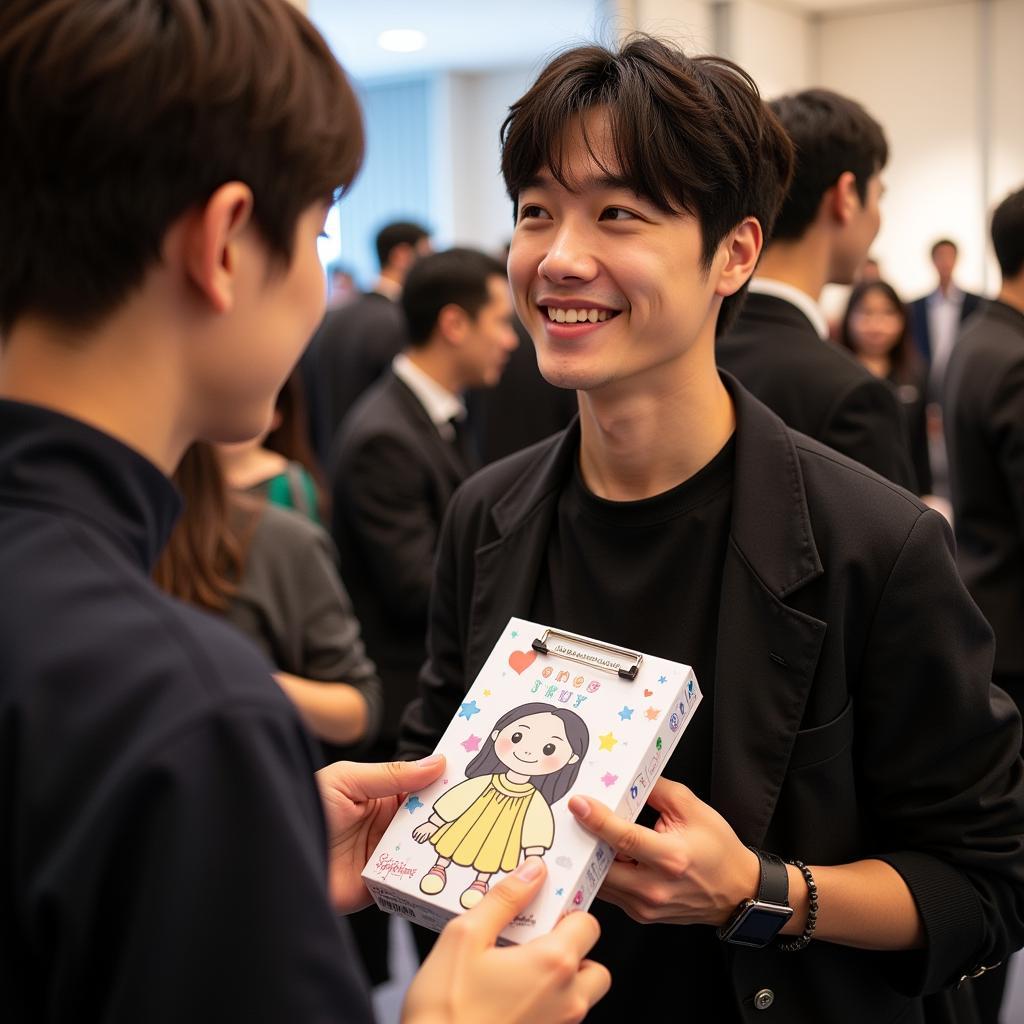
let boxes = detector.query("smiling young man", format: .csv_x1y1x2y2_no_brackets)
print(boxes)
398,36,1024,1023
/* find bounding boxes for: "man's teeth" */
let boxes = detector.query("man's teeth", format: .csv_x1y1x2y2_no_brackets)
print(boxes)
546,307,613,324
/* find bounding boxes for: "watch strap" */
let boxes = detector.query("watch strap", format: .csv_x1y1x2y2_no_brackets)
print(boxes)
750,847,789,906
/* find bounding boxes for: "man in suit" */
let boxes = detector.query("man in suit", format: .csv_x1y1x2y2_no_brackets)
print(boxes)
306,220,431,460
717,89,916,491
399,38,1024,1022
944,189,1024,1023
912,238,984,400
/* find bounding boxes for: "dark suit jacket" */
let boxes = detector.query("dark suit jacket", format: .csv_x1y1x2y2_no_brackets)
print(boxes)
399,376,1024,1023
330,370,472,740
945,300,1024,679
911,289,984,366
309,291,409,458
718,292,917,490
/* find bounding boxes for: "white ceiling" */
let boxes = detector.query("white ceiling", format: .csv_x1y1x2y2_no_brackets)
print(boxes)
309,0,951,81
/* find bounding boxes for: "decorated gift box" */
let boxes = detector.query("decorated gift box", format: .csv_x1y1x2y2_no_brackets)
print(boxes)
362,617,702,944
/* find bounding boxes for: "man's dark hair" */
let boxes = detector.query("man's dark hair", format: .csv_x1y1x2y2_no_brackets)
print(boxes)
401,248,506,346
0,0,363,334
499,35,794,335
375,221,430,270
768,89,888,243
931,238,958,258
991,186,1024,280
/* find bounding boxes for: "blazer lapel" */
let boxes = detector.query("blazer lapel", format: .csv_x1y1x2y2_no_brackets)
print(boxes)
711,378,827,845
388,373,469,485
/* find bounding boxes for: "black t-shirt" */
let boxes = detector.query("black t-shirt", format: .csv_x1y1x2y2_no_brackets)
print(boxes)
533,435,741,1022
0,400,373,1024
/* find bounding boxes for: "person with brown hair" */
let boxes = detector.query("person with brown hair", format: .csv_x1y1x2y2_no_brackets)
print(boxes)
0,2,609,1022
398,35,1024,1022
153,441,381,756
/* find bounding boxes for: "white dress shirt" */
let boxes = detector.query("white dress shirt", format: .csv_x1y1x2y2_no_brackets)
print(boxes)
748,278,830,341
392,353,465,442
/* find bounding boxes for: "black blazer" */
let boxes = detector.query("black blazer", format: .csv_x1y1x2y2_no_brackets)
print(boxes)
945,300,1024,679
330,370,472,739
309,291,409,457
911,289,984,366
399,376,1024,1023
718,292,917,490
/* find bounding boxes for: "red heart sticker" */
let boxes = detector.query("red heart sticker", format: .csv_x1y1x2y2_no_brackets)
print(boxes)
508,649,537,675
644,689,653,697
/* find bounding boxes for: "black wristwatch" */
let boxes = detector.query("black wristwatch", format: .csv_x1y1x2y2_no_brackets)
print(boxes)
717,848,794,947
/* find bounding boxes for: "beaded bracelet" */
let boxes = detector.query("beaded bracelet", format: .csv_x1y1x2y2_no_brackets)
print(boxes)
777,860,817,952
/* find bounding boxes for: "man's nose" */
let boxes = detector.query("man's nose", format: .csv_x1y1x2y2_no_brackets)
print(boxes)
538,222,598,282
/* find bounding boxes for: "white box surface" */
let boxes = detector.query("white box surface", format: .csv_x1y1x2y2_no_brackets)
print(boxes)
363,617,702,943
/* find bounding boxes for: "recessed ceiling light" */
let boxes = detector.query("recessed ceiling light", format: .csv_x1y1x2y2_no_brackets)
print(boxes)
377,29,426,53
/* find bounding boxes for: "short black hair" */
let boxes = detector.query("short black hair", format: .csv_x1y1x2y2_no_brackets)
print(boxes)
0,0,362,335
991,186,1024,280
375,221,430,269
931,238,958,257
500,34,794,335
769,88,888,242
401,248,506,346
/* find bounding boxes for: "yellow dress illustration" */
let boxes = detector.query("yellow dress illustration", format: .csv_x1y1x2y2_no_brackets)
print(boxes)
429,772,555,874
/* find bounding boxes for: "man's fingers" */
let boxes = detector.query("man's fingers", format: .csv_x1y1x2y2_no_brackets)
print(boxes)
568,795,663,866
318,755,445,802
575,959,613,1012
547,908,603,961
644,776,695,819
456,858,547,945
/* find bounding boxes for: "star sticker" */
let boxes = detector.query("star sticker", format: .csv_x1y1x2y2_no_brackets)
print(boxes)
459,700,481,721
601,772,618,786
645,707,661,721
599,731,618,752
482,689,492,697
405,796,423,813
461,734,482,752
618,706,634,721
511,630,519,638
556,888,564,896
658,675,667,685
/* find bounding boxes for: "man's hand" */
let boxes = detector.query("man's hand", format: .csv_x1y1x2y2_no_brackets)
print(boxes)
568,777,760,927
403,859,610,1024
316,755,445,913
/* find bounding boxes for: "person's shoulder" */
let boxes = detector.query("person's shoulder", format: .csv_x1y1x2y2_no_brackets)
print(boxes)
251,502,334,565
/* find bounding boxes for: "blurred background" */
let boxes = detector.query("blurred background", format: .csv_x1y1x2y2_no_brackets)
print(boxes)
300,0,1024,315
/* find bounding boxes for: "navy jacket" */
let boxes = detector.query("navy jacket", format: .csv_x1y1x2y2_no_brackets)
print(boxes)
0,401,373,1024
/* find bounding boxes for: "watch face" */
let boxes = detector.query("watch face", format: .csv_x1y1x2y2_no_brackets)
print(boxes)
719,901,793,947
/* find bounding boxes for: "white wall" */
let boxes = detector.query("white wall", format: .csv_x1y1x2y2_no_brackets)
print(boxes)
724,0,813,97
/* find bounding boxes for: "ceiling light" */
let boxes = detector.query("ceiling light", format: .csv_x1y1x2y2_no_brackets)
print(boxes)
377,29,426,53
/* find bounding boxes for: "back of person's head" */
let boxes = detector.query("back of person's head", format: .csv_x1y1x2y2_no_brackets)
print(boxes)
0,0,362,335
375,221,431,271
499,34,794,335
768,89,888,242
402,248,507,346
991,186,1024,280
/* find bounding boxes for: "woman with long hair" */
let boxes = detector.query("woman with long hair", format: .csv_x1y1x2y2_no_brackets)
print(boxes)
153,442,381,758
839,280,933,496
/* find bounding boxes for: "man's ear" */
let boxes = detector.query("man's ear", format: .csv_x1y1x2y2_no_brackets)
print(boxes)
714,217,764,299
181,182,255,314
437,303,470,346
827,171,860,227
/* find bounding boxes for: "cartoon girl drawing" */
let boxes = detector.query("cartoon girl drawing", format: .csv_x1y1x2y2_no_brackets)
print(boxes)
412,702,589,909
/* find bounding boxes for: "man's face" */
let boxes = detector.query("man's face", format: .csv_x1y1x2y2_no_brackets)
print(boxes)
507,113,724,395
458,274,518,388
932,243,957,284
832,172,883,285
190,203,328,442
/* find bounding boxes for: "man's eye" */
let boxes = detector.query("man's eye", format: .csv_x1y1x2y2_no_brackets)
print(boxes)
600,207,636,221
519,204,549,221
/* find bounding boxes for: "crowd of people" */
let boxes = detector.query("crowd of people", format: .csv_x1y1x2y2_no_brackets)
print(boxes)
2,2,1024,1023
